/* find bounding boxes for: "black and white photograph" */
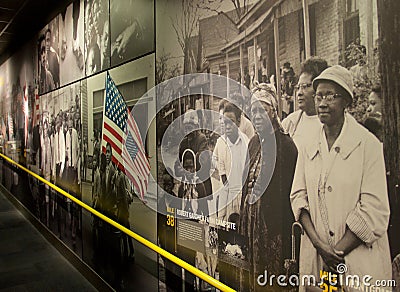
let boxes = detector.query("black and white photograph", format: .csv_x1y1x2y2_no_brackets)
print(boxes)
0,47,36,194
27,91,54,228
156,0,400,291
27,82,84,255
59,0,85,85
110,0,154,67
81,55,158,290
84,0,110,76
38,17,60,94
2,39,36,165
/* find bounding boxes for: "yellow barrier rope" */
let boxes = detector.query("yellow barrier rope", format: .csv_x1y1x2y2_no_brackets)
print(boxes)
0,153,235,292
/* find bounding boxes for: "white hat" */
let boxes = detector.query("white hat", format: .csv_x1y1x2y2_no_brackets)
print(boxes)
313,65,354,101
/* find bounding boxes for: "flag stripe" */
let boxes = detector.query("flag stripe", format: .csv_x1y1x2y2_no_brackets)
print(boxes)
126,171,142,196
128,157,146,178
128,114,145,149
134,155,147,177
123,151,138,175
123,150,146,181
122,136,149,194
138,148,150,168
121,154,143,193
127,132,149,172
104,121,123,143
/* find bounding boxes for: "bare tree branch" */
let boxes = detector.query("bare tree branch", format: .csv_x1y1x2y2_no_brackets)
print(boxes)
196,0,249,25
170,0,199,74
156,50,182,84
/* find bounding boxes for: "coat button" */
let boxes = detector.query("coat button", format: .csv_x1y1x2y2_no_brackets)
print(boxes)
327,186,333,192
329,231,335,236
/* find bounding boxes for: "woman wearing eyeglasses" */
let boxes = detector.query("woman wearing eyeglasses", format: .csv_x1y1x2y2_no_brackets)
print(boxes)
290,65,391,291
282,57,328,149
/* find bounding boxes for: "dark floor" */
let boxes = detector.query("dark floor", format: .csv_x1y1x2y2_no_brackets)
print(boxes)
0,189,97,291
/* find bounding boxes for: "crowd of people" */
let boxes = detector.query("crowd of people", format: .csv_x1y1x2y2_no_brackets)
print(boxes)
91,140,135,290
28,96,82,248
159,56,392,291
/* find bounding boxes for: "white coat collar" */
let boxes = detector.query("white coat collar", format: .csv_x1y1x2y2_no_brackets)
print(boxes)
306,113,362,160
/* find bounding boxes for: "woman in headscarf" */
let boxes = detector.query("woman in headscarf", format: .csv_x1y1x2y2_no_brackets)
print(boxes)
239,83,298,291
290,66,391,291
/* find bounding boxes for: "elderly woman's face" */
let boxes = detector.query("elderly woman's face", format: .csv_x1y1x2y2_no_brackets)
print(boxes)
296,73,315,115
251,101,273,134
315,82,348,126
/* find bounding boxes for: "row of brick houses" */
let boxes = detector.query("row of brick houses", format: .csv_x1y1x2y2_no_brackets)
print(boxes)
180,0,378,118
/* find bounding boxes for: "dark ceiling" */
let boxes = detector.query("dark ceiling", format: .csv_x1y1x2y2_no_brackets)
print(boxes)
0,0,71,64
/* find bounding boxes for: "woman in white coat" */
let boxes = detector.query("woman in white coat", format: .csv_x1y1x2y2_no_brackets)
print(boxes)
290,65,391,291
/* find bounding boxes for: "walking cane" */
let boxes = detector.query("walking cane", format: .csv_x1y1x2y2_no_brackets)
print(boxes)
181,149,197,181
284,221,304,277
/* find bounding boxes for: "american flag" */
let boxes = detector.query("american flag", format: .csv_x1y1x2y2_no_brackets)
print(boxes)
101,72,150,199
32,88,40,126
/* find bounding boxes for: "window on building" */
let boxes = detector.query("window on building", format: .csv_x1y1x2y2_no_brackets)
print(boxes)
298,10,305,62
278,18,286,56
93,90,104,109
343,0,360,47
298,5,317,60
346,0,359,14
309,4,317,56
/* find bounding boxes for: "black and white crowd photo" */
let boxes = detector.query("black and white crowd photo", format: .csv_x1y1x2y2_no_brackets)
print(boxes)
156,0,400,291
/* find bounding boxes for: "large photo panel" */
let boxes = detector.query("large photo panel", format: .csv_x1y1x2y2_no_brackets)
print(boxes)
37,16,60,95
59,0,85,86
5,38,36,165
82,54,157,289
156,0,394,291
110,0,154,67
156,1,250,290
84,0,110,76
55,82,84,255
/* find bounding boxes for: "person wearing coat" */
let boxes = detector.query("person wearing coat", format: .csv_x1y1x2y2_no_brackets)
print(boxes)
239,83,298,291
290,65,391,291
